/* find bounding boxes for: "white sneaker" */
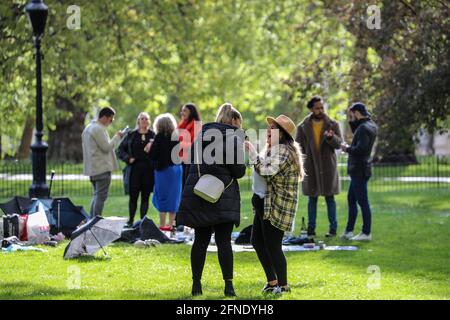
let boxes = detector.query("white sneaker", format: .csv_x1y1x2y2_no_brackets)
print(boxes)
133,240,146,248
350,233,372,241
340,231,353,240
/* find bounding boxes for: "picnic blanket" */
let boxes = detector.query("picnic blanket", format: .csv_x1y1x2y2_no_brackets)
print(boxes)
186,242,358,252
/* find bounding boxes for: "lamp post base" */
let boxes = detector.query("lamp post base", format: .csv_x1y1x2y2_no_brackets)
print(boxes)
29,139,49,198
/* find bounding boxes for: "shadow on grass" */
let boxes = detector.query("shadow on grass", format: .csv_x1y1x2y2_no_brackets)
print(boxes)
65,255,111,263
0,281,72,300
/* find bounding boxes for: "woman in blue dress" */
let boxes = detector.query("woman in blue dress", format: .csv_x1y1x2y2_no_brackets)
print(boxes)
149,113,183,228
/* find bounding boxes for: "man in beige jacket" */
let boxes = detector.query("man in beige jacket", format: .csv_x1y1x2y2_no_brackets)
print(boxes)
82,107,123,217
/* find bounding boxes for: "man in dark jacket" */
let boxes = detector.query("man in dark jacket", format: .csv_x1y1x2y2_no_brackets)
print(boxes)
296,96,342,237
341,102,378,241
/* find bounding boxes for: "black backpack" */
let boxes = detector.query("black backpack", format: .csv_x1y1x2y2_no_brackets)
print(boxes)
140,217,184,244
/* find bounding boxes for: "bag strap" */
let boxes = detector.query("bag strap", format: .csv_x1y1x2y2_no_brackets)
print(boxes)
224,178,234,190
196,143,202,178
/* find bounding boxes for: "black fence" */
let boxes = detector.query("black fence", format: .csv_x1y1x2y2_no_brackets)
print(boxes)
0,155,449,199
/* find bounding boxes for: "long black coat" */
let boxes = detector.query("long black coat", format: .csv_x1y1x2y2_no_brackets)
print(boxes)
347,118,378,178
176,122,246,228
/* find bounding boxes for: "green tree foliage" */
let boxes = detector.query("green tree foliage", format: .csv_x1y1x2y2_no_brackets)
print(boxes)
1,1,448,162
325,0,450,162
2,0,354,160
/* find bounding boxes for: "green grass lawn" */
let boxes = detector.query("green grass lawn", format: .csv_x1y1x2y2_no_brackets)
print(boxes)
1,188,449,300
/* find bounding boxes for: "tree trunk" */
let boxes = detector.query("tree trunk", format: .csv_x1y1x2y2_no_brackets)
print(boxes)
47,96,86,162
16,116,35,160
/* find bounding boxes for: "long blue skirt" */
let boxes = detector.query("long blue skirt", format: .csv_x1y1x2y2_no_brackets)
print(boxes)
152,164,183,213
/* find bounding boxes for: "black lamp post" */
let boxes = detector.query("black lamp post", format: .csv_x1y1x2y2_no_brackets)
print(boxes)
26,0,49,198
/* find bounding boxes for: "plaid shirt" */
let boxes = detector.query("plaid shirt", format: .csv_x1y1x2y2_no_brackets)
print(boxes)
252,144,300,232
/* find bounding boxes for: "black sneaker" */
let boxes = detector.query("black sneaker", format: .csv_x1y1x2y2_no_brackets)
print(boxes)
224,281,236,297
262,283,279,294
126,220,134,228
325,230,337,238
192,280,203,296
307,228,316,237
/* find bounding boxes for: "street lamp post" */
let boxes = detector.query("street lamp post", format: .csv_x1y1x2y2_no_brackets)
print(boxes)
26,0,49,198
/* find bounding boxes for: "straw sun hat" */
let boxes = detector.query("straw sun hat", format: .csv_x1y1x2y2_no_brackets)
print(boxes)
266,114,296,139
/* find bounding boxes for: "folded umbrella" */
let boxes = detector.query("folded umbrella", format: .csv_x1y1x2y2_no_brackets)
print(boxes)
63,216,126,259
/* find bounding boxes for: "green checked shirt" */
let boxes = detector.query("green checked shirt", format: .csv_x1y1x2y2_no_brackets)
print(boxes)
251,144,300,232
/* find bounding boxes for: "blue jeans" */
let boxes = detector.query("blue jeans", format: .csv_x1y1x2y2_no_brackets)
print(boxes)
345,176,372,235
308,196,337,232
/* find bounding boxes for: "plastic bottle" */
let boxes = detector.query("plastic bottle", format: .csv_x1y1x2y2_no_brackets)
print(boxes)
171,222,176,239
300,217,307,238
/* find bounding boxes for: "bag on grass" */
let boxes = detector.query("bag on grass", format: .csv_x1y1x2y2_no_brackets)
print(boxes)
234,225,253,245
27,204,50,244
139,217,184,244
3,214,19,238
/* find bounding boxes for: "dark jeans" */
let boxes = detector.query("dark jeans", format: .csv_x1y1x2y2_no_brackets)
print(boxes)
191,222,234,281
308,196,337,232
345,175,372,235
128,163,153,224
251,194,287,286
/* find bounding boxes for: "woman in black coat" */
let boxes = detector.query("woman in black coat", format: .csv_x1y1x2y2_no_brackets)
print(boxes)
118,112,155,227
177,103,246,297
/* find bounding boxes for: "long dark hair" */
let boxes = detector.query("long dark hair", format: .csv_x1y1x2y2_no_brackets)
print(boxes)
267,124,305,181
182,103,201,122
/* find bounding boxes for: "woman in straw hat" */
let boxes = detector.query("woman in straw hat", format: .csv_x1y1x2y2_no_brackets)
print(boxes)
245,114,305,294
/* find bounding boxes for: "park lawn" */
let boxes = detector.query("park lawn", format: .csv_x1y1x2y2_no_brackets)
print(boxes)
0,188,449,300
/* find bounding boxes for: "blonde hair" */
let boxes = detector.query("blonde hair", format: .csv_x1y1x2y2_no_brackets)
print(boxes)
135,112,151,130
215,102,242,125
153,113,177,136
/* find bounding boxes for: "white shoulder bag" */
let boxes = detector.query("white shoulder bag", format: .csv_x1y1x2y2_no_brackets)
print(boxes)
193,146,233,203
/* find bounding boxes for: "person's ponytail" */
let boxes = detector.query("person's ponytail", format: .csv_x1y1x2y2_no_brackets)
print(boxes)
216,103,242,125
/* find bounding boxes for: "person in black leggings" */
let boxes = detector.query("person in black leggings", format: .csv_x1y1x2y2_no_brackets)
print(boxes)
191,223,234,286
118,112,155,226
251,194,287,290
245,114,305,294
128,159,153,224
177,103,246,297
